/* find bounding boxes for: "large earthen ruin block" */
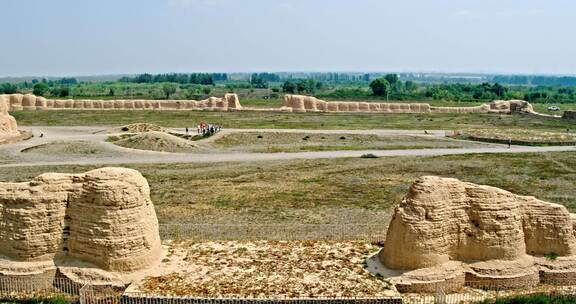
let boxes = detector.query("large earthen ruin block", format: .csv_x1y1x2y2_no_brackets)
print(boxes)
0,95,19,139
0,168,162,277
378,176,576,292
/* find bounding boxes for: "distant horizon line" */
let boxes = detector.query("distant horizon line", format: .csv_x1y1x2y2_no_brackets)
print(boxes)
2,71,576,79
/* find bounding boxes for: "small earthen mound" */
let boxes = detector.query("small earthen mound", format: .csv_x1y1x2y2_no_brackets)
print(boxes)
110,131,197,153
20,141,110,156
117,123,166,133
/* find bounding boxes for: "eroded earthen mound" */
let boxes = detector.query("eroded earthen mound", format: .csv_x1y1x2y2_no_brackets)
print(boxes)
0,94,19,139
0,167,162,282
118,123,166,133
110,131,197,153
378,176,576,292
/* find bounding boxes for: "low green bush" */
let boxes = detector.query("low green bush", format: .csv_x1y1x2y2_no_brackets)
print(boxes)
0,296,70,304
360,153,379,159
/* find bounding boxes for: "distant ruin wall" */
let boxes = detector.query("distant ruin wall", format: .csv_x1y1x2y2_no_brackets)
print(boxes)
4,93,546,116
282,95,536,115
3,93,242,111
0,167,162,278
0,94,19,138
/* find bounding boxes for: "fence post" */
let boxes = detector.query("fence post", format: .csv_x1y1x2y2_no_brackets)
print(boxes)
434,287,446,304
79,283,90,304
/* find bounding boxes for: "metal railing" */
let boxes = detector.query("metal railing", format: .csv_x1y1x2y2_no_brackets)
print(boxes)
4,276,576,304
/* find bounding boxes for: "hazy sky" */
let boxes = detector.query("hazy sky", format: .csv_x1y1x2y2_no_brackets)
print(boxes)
1,0,575,76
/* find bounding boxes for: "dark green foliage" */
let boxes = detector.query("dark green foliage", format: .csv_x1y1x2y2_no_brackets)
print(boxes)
369,78,391,97
384,74,399,85
283,81,297,93
119,73,218,85
50,87,70,97
32,83,49,96
282,79,320,94
250,73,269,88
0,296,70,304
361,153,379,158
0,83,18,94
546,252,559,260
162,83,178,99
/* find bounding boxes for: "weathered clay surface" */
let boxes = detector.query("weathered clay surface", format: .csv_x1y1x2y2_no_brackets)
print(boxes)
0,95,19,139
4,93,241,111
282,94,534,114
489,99,533,113
0,168,161,277
378,176,576,292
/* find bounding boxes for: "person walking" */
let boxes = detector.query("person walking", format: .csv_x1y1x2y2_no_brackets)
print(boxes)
507,138,512,149
185,127,189,134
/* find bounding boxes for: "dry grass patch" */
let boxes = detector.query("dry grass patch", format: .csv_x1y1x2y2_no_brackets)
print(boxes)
213,132,482,153
0,152,574,226
460,129,576,145
20,141,112,156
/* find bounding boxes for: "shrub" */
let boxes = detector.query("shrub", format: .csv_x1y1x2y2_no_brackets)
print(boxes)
546,252,558,261
361,153,379,159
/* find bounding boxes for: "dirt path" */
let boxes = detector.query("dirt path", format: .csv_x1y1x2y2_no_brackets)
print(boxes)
0,126,573,168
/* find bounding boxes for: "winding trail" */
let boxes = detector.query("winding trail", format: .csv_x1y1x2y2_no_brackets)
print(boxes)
0,126,573,168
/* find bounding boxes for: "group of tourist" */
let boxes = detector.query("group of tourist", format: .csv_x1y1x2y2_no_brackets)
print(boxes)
185,122,222,136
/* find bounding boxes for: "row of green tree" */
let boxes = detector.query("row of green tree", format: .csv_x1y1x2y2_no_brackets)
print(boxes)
118,73,227,85
308,74,576,103
3,73,576,103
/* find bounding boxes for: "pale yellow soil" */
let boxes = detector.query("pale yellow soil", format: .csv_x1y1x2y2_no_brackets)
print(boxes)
136,240,396,299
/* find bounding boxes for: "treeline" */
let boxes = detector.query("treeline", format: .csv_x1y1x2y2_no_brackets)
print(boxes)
282,79,324,94
118,73,228,85
491,75,576,87
0,81,73,97
283,73,370,83
3,73,576,103
315,75,576,103
250,73,281,88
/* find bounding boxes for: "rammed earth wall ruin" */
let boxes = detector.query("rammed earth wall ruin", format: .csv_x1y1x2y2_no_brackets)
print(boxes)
0,95,19,138
3,93,540,116
0,168,162,277
2,93,241,111
379,176,576,293
282,95,534,114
